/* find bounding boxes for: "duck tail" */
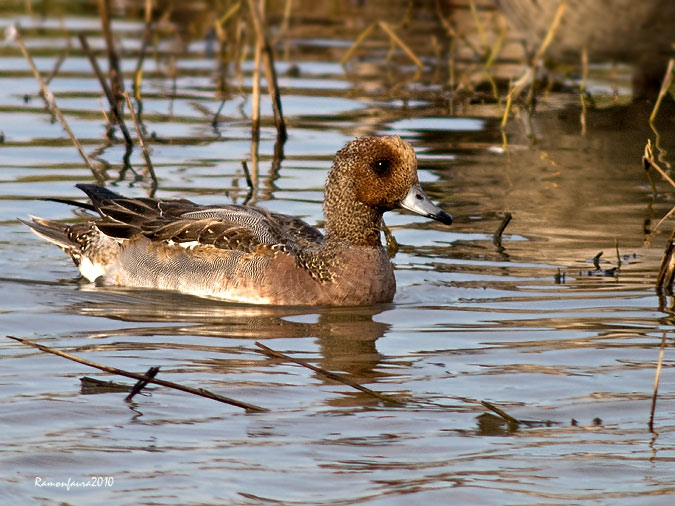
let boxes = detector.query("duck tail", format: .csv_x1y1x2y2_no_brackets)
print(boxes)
18,216,74,250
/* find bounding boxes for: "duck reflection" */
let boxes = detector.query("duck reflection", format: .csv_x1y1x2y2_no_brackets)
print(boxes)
65,286,392,388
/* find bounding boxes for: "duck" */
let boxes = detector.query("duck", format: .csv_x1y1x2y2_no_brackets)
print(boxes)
20,136,452,306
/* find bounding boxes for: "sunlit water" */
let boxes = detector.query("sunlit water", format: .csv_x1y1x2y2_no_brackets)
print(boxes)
1,3,675,505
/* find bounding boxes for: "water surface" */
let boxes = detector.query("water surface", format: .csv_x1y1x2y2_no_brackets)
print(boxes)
1,2,675,504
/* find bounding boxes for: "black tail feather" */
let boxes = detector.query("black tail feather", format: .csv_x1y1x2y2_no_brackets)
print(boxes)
43,197,97,213
75,184,124,207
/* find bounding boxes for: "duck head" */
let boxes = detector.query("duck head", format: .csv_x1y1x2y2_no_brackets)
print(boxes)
323,136,452,246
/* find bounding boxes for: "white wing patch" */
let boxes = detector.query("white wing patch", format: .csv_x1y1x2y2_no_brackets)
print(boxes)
166,240,200,249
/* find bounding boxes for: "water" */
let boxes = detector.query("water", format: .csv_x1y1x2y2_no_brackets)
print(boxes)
2,2,675,504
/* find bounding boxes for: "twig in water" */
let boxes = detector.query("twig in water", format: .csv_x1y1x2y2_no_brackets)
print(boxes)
80,376,134,394
531,1,567,65
482,24,506,102
43,47,70,89
341,21,422,71
480,400,556,428
481,400,520,425
78,33,134,147
643,139,675,189
6,335,267,413
501,68,532,129
435,0,480,61
493,212,512,248
123,92,157,188
97,0,125,108
241,160,255,205
377,21,423,70
7,25,104,182
132,0,153,106
250,28,262,139
268,137,285,200
649,58,674,124
468,0,488,52
649,332,667,432
341,22,376,66
270,0,293,45
43,21,71,88
501,0,567,128
254,342,406,405
615,239,622,269
656,225,675,291
645,204,675,248
125,366,159,402
212,98,227,127
246,0,287,141
579,45,588,136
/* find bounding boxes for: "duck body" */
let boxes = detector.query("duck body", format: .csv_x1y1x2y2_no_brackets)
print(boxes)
22,136,451,306
104,235,395,305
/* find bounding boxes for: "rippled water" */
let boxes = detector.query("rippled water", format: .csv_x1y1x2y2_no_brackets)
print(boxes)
2,2,675,504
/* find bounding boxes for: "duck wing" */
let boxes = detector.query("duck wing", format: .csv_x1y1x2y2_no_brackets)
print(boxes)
75,184,322,253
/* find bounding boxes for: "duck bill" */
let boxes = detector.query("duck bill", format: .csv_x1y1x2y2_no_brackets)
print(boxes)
399,185,453,225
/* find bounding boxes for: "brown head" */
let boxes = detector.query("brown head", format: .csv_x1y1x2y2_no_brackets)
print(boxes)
323,136,452,246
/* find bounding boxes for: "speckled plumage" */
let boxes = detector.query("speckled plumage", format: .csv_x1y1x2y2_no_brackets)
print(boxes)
21,136,452,306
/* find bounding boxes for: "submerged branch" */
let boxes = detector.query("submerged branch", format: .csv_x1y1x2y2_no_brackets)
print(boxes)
6,335,267,413
481,400,520,425
493,212,512,248
254,341,406,405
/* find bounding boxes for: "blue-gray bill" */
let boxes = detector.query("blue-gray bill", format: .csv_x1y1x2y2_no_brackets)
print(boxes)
398,185,453,225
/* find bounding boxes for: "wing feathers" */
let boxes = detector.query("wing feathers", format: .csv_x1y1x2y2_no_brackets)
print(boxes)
70,185,321,254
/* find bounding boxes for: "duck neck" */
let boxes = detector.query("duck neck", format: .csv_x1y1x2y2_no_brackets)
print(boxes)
323,178,383,247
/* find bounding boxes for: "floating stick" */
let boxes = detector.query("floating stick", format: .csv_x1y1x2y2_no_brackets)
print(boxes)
255,342,405,405
6,335,267,413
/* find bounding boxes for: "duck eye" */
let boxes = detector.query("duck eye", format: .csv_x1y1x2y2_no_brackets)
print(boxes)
372,158,391,175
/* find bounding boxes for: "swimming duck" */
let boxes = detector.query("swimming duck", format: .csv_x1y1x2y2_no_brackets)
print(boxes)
21,136,452,305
